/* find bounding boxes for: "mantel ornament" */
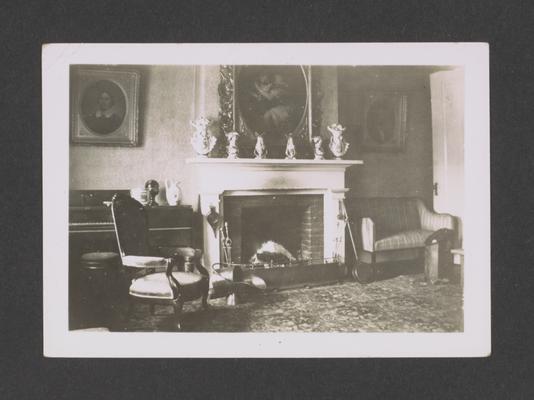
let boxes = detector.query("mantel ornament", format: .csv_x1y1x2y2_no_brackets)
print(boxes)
327,123,350,160
191,116,217,157
312,136,325,160
253,133,268,159
226,131,240,159
285,133,297,160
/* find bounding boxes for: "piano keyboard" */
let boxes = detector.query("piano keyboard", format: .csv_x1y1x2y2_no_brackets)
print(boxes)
69,222,191,233
69,221,112,226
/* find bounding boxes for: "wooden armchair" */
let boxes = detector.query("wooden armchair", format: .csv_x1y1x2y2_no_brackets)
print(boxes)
111,193,209,331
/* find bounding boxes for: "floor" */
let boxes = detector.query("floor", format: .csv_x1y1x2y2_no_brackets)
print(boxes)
117,268,463,333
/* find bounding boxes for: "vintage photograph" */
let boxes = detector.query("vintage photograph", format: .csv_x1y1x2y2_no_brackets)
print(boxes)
43,44,490,357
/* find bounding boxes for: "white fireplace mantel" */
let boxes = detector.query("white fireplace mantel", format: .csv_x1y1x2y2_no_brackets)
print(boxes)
186,157,363,268
186,158,362,195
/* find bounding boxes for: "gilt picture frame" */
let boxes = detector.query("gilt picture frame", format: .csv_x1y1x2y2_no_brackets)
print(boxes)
70,67,140,146
362,90,408,152
219,65,318,158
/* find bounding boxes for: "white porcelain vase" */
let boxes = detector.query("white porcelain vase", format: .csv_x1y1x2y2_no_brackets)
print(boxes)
165,179,182,206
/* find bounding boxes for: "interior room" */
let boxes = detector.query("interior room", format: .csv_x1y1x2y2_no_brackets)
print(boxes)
68,64,464,333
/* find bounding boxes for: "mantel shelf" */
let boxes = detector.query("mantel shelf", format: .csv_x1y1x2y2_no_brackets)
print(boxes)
186,157,363,171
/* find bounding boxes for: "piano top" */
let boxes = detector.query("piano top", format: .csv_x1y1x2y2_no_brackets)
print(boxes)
69,191,194,233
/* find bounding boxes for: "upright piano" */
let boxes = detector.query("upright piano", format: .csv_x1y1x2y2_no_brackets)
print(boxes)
69,190,196,270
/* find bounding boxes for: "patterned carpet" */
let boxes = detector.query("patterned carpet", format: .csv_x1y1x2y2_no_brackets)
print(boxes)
119,271,463,333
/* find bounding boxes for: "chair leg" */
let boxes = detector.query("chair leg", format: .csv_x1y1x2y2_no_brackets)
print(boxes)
201,276,210,310
370,253,377,281
172,298,184,331
352,253,378,284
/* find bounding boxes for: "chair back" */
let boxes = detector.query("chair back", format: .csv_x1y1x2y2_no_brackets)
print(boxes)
111,193,151,257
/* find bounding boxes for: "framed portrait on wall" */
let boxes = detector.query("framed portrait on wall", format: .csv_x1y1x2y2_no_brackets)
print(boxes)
70,67,140,146
362,91,408,152
220,65,314,158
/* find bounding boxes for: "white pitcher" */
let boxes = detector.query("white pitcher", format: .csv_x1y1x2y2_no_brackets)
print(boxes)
165,179,182,206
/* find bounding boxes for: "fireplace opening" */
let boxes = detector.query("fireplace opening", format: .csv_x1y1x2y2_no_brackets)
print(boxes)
222,194,324,265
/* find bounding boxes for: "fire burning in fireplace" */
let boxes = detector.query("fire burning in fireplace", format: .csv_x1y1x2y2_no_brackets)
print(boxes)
222,193,324,266
249,240,297,266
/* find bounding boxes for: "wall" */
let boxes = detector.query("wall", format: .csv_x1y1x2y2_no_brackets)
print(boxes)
338,66,436,206
70,65,436,207
70,65,338,208
69,65,220,207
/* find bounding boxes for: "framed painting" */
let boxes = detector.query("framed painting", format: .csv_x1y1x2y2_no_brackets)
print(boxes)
362,91,408,152
70,67,140,146
219,65,318,158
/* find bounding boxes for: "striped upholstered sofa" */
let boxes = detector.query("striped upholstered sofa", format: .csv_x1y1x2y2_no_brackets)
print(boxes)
345,197,457,281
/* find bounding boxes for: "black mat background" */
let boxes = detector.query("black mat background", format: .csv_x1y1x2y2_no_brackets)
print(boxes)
1,0,532,398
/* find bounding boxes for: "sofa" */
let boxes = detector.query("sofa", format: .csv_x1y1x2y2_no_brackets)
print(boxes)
344,197,458,282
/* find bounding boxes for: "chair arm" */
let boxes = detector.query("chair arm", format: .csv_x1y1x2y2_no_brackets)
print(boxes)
121,255,168,269
361,217,375,252
157,246,209,277
165,258,183,301
417,200,456,232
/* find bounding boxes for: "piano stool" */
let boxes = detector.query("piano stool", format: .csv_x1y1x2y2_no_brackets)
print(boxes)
77,252,121,329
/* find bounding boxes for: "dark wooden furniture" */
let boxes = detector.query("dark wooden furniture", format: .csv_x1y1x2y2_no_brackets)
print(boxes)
77,252,121,329
111,193,209,331
69,190,196,329
424,228,455,284
69,190,194,262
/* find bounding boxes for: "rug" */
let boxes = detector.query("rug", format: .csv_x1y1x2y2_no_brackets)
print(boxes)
120,273,463,332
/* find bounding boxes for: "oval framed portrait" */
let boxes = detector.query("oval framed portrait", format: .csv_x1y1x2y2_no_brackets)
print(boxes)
71,68,139,146
232,65,311,157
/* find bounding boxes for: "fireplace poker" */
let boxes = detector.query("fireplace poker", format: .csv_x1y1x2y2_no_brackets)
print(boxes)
220,227,229,266
222,221,232,266
341,199,361,281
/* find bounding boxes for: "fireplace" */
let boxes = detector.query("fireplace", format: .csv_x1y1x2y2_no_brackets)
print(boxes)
223,193,324,264
186,158,363,287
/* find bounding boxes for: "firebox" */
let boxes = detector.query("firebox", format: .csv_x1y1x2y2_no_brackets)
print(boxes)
223,194,324,264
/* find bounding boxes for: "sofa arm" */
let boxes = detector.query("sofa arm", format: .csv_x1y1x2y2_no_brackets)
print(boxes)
361,217,375,252
416,200,456,232
424,228,454,245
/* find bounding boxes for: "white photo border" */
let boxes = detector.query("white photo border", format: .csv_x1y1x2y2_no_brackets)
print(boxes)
43,43,490,357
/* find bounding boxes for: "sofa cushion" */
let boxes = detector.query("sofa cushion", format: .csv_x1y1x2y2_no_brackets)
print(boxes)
374,229,434,251
129,271,203,300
